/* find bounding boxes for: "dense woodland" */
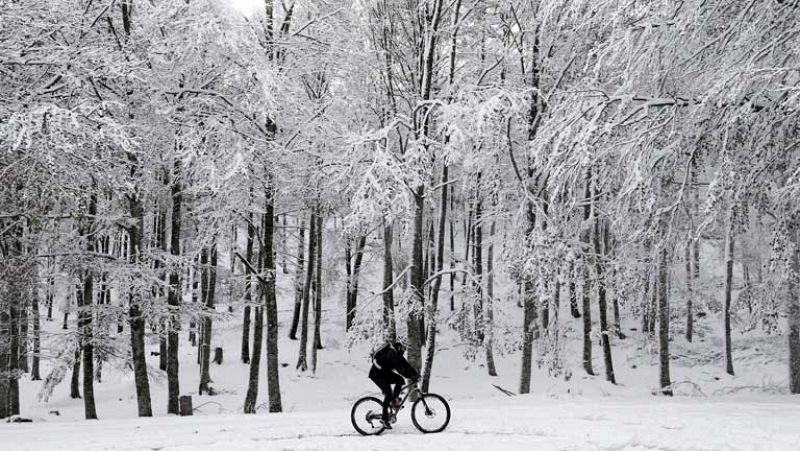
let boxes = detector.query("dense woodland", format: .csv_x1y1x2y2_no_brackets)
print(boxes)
1,0,799,420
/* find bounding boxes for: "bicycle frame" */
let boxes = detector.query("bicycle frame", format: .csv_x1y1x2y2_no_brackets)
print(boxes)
391,382,425,412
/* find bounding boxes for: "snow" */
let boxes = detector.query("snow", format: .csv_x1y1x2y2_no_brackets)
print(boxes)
6,396,800,450
7,248,800,450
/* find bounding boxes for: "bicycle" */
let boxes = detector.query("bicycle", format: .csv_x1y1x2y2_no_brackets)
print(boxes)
350,381,451,435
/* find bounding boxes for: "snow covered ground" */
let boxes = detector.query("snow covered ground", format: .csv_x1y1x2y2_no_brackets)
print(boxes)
6,253,800,450
6,395,800,450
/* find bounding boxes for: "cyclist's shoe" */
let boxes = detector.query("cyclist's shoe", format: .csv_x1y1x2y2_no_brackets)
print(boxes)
390,398,402,408
380,419,392,429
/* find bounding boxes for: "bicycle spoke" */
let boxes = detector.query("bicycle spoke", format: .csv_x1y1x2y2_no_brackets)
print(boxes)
411,393,451,433
351,397,387,436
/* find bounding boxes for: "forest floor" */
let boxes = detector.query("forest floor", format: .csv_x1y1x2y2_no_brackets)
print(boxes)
5,394,800,450
6,264,800,450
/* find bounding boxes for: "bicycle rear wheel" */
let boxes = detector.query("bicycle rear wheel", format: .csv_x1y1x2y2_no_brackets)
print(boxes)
411,393,450,433
351,396,386,436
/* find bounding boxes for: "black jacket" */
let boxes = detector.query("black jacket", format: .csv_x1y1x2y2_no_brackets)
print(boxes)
371,344,419,380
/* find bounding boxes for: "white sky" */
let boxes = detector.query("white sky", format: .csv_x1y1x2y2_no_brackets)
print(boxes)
225,0,263,16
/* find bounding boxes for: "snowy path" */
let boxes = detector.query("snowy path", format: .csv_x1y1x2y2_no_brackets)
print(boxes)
6,397,800,450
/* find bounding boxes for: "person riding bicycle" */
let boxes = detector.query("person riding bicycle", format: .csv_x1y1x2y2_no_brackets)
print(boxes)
369,341,419,429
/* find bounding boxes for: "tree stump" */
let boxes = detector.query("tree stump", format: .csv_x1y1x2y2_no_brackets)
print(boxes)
179,396,193,416
213,347,223,365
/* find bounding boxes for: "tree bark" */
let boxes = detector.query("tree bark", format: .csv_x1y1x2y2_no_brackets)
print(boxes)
289,219,305,340
787,215,800,394
519,199,537,394
243,305,263,413
189,258,198,347
296,211,317,372
312,215,323,373
199,244,217,395
581,176,595,376
658,244,672,395
243,235,265,414
31,264,41,381
346,235,367,331
80,190,98,419
685,238,694,342
127,192,152,417
449,200,456,312
594,218,616,384
724,207,736,376
473,173,484,343
408,187,425,373
311,216,323,354
382,222,396,342
568,260,580,318
166,159,182,414
263,187,282,412
155,207,168,373
422,166,450,391
18,296,28,374
485,192,498,377
241,212,255,364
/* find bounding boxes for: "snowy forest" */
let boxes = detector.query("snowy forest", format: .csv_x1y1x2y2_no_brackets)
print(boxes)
2,0,800,448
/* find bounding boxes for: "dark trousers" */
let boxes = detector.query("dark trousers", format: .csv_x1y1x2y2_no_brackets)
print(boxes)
369,366,404,421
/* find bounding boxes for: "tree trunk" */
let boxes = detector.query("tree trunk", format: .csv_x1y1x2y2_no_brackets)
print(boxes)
685,239,694,342
155,206,168,373
581,260,594,376
658,244,672,395
312,215,323,373
382,222,396,342
263,187,282,412
11,279,21,416
127,194,152,416
18,296,28,374
519,279,536,394
473,174,484,343
581,176,595,376
241,212,255,364
787,215,800,394
296,211,317,372
199,244,217,395
289,219,305,340
594,218,616,384
167,159,182,414
519,199,537,394
71,337,82,399
642,268,652,334
189,260,198,347
449,201,456,312
407,187,425,373
346,236,367,332
462,207,472,289
422,166,450,391
80,190,98,419
243,234,265,414
724,207,735,376
311,216,323,354
605,227,624,340
31,264,41,381
281,215,289,274
47,276,54,321
344,240,352,329
243,305,264,413
568,260,580,318
485,195,498,377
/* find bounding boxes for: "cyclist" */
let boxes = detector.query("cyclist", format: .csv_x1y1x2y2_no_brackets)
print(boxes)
369,341,419,429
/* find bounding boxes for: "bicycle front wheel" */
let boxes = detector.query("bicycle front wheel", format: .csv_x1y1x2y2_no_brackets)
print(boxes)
351,396,386,436
411,393,450,433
